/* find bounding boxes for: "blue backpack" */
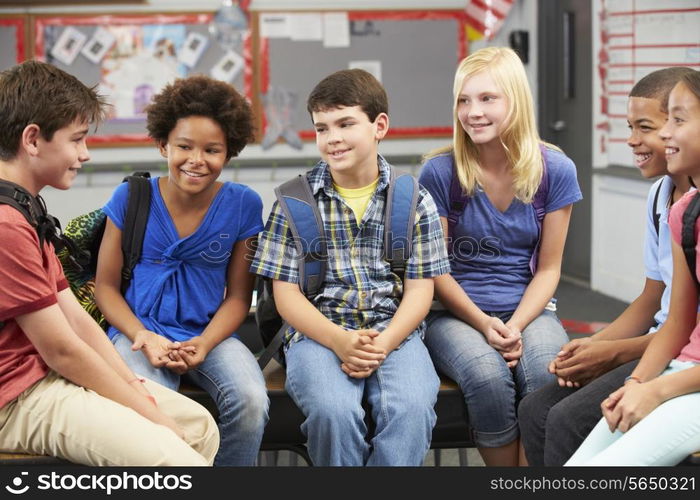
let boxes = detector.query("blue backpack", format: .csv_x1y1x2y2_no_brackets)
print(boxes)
255,169,419,369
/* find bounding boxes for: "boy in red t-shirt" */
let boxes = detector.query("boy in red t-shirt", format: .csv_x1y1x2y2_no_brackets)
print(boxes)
0,60,218,466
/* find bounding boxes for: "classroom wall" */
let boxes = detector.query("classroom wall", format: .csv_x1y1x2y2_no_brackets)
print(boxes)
4,0,539,226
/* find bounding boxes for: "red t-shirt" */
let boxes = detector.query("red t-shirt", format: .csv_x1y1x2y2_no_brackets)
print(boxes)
0,205,69,408
669,190,700,363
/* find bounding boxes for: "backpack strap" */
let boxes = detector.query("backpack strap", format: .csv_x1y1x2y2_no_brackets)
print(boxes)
119,172,151,295
681,191,700,289
528,145,550,275
256,175,326,370
274,175,327,297
651,179,664,237
0,180,76,330
255,277,288,371
0,181,37,226
0,181,36,331
385,168,419,276
447,158,468,254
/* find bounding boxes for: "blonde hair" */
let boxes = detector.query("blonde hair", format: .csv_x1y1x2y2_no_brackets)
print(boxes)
426,46,558,203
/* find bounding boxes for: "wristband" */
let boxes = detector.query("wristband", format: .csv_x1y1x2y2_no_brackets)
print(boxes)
624,375,643,384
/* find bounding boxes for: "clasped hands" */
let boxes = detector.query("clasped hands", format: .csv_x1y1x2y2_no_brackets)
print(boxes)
480,316,522,368
334,329,388,379
131,329,209,374
600,378,661,433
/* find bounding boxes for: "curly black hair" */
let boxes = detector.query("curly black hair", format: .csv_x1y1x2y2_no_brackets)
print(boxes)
145,75,255,160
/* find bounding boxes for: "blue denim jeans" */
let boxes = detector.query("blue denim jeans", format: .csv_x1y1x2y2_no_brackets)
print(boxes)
112,334,269,466
425,309,567,448
284,334,440,466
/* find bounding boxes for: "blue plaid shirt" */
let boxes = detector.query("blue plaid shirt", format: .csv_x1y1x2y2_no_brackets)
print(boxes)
250,155,450,347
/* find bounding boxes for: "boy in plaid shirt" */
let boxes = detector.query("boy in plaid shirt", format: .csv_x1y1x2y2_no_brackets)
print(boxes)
251,69,450,466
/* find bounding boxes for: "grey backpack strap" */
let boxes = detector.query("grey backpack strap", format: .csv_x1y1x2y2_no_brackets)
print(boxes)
274,175,327,296
384,168,419,276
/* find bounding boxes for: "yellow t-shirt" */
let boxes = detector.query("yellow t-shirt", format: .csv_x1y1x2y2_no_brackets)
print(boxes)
334,177,379,224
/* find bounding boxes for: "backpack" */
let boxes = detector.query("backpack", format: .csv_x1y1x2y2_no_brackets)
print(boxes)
0,179,76,330
446,145,550,275
56,172,152,329
255,169,420,370
682,190,700,288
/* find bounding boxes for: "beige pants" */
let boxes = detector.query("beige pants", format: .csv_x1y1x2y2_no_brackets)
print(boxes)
0,371,219,466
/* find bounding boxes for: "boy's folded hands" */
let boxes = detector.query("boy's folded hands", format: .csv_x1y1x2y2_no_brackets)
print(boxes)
333,329,387,378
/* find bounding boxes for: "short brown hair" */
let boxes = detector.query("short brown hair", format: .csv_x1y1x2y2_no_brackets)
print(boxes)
306,69,388,122
630,67,696,112
0,60,106,161
145,75,255,160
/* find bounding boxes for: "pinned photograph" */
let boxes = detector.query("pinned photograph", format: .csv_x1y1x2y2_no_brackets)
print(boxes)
81,27,116,64
50,27,87,66
178,32,209,68
210,50,245,83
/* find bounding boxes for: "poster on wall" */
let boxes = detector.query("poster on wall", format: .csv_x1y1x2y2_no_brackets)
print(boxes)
99,24,187,120
33,12,254,145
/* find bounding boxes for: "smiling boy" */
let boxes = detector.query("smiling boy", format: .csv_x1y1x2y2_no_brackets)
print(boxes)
0,61,218,466
251,69,450,466
518,66,694,466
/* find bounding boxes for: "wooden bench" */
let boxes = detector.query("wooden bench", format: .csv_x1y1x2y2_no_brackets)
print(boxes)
0,360,472,467
180,359,473,466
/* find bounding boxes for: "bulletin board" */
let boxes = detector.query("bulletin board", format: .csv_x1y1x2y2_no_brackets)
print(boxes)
0,16,27,70
593,0,700,168
33,12,254,146
255,10,468,142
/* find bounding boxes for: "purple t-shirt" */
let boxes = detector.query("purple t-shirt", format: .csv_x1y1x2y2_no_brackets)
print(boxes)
418,148,582,311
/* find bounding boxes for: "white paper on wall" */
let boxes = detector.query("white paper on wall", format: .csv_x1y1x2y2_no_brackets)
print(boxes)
323,12,350,48
50,27,87,66
178,32,209,68
81,27,116,64
210,50,245,83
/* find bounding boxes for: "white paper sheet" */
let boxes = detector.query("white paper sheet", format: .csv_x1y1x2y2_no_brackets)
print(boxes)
323,12,350,48
50,27,87,66
260,13,290,38
289,13,322,41
178,32,209,67
211,50,245,83
81,27,116,64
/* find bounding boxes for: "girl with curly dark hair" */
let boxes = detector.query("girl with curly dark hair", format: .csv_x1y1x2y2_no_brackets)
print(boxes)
95,75,268,466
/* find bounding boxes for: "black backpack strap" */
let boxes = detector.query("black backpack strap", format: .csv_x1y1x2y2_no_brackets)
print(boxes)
257,321,287,371
0,180,44,231
652,178,664,237
274,175,327,297
384,168,419,277
120,172,151,295
682,191,700,288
